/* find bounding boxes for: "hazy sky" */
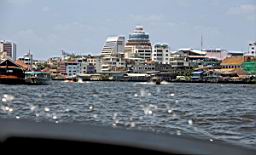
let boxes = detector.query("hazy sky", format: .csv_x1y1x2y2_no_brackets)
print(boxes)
0,0,255,59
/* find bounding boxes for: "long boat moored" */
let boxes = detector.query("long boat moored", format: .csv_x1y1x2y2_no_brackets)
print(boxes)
25,71,51,85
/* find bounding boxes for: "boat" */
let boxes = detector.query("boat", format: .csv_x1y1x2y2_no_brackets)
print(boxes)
0,59,25,84
25,71,51,85
150,76,162,85
122,73,151,82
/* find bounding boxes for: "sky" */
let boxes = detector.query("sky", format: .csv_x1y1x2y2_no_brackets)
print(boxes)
0,0,255,59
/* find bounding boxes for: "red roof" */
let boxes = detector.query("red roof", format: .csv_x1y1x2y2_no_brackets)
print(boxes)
15,60,30,70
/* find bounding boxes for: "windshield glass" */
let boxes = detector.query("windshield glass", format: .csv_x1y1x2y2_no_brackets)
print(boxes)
0,0,256,149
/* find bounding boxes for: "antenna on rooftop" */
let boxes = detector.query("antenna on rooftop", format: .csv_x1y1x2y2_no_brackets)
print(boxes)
201,34,204,51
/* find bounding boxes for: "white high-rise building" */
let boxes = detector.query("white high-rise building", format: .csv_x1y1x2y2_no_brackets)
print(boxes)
101,36,125,56
152,43,170,64
0,40,17,60
101,36,126,72
125,26,152,61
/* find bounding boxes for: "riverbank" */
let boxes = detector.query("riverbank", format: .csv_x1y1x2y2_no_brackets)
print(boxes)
52,78,256,84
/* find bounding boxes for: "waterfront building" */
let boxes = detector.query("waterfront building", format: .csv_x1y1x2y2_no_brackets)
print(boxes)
0,40,16,61
204,49,228,61
169,51,188,69
59,61,79,77
66,61,80,77
18,52,33,66
101,36,126,72
131,61,156,73
171,48,207,68
48,69,62,79
77,58,96,74
152,43,170,64
87,55,98,66
80,62,96,74
124,26,152,61
87,55,102,73
227,51,245,57
155,64,172,72
247,41,256,57
221,56,246,70
59,59,96,77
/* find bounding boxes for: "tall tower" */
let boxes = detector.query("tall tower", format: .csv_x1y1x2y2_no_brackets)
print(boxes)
100,36,125,72
125,26,152,61
0,41,17,60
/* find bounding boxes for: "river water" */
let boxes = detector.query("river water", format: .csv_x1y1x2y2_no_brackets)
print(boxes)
0,81,256,147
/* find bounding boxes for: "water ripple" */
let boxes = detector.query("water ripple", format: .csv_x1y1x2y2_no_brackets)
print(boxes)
0,82,256,147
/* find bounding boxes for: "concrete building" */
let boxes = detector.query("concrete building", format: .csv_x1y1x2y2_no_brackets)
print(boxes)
131,63,155,73
171,48,207,68
59,61,79,77
87,55,102,73
101,36,126,72
227,51,245,57
169,51,188,69
0,41,16,60
125,26,152,61
152,43,170,64
18,52,33,66
77,58,96,74
101,36,125,56
248,41,256,56
66,62,80,77
204,49,228,61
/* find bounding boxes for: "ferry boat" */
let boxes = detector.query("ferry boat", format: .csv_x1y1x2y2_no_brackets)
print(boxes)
25,71,51,85
0,59,25,84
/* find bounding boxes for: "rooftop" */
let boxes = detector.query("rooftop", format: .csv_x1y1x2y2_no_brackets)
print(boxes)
221,56,245,65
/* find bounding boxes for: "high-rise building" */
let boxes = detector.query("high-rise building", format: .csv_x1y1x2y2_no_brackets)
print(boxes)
0,41,17,60
152,43,170,64
125,26,152,61
101,36,125,56
101,36,126,72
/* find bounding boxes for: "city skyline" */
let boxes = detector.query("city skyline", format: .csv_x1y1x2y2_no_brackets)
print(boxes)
0,0,255,59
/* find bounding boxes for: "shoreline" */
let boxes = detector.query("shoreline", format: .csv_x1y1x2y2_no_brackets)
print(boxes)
51,79,256,85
